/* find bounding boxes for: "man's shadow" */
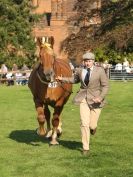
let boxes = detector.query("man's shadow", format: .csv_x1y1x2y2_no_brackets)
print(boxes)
9,130,82,150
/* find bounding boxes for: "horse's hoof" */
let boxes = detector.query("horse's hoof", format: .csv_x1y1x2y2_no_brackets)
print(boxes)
49,140,59,146
36,128,46,136
45,130,53,138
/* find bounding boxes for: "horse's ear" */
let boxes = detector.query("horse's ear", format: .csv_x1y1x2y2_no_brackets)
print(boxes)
50,36,54,49
36,37,42,48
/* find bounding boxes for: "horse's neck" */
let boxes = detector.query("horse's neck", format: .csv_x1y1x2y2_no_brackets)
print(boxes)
54,59,72,77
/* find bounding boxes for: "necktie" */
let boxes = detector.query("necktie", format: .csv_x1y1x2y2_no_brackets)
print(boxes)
84,68,90,86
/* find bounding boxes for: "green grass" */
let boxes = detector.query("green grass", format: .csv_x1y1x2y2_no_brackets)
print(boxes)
0,82,133,177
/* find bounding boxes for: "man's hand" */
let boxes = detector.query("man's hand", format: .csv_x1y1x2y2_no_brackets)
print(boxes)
92,97,102,103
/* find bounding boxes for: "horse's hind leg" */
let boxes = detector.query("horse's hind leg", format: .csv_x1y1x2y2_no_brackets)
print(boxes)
36,107,46,136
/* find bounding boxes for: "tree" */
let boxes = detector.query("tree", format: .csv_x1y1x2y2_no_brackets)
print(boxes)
61,0,133,64
94,0,133,63
61,0,96,64
0,0,36,68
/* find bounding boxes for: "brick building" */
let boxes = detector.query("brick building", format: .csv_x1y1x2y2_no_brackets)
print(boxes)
32,0,101,59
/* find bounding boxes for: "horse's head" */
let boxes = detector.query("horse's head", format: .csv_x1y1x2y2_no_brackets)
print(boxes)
40,43,55,82
37,38,55,82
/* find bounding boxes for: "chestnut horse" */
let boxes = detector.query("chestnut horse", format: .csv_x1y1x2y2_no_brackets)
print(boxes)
28,41,72,145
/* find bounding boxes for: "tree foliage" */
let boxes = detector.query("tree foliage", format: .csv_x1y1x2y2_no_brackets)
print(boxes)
0,0,36,68
61,0,133,64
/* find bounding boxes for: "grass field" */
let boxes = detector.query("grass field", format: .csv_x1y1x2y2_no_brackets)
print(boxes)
0,82,133,177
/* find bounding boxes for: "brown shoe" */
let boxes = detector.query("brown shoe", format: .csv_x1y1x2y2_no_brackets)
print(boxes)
82,150,89,156
90,128,97,135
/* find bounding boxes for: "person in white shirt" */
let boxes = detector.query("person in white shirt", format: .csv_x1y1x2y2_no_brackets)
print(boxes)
115,63,122,71
0,64,8,84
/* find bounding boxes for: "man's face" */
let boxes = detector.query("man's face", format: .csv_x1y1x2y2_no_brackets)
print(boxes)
84,59,94,68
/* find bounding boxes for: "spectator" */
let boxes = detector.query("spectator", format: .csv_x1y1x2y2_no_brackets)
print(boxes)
115,62,122,71
21,64,29,85
122,58,131,73
6,72,14,86
21,72,30,85
102,60,111,77
15,72,23,85
21,64,29,71
123,58,129,70
12,63,18,72
1,63,8,74
0,64,8,84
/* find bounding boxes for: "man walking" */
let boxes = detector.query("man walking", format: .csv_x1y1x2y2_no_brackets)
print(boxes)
56,52,109,155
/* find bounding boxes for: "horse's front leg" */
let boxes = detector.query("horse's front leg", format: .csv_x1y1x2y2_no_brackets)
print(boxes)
44,105,53,138
36,107,46,136
50,106,63,145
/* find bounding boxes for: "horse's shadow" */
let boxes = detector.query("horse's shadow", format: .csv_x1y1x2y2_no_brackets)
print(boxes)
9,129,49,146
9,129,82,150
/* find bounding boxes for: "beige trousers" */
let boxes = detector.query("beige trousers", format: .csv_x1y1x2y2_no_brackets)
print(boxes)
80,99,101,150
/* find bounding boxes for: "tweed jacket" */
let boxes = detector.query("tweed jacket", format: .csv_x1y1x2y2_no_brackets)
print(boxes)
61,66,109,108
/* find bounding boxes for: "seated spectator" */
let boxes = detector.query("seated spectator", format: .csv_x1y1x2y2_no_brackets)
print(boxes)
125,66,131,73
20,64,30,85
15,72,23,85
1,63,8,74
123,58,129,70
21,71,31,85
21,64,29,71
115,63,122,71
102,60,111,77
21,73,28,85
12,63,18,72
0,64,8,84
6,72,14,86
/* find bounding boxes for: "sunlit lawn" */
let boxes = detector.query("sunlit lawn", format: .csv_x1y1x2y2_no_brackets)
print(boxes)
0,82,132,177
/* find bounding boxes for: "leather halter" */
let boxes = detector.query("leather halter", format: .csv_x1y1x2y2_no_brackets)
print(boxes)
36,69,49,85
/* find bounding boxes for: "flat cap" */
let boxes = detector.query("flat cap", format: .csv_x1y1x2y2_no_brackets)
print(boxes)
82,52,95,60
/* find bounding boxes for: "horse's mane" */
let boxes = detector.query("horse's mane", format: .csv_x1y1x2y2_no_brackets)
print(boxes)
55,58,72,77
